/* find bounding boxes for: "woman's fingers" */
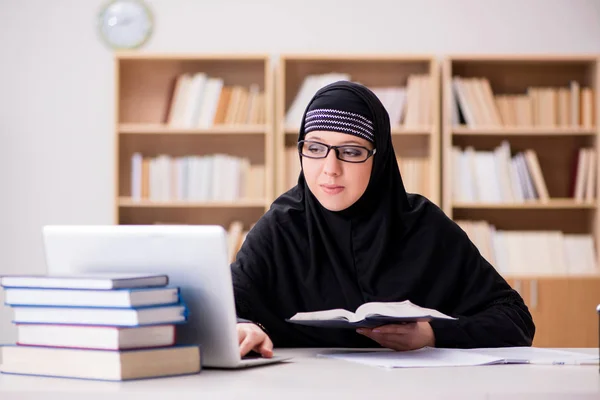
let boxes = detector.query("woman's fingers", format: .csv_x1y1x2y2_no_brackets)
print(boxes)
356,323,423,351
239,330,257,357
237,323,273,358
256,336,274,358
361,333,415,351
239,326,263,356
371,323,417,334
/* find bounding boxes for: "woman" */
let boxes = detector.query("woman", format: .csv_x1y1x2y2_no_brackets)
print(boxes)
231,80,535,358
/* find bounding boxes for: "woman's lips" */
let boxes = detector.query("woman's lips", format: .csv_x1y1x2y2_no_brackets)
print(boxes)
320,184,345,195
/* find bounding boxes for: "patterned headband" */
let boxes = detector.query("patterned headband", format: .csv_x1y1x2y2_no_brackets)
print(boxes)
304,108,375,143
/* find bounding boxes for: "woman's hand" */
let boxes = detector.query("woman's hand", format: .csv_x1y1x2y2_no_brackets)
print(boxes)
356,321,435,351
237,322,274,358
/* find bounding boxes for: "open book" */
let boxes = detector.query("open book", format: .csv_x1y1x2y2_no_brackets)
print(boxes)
286,300,455,329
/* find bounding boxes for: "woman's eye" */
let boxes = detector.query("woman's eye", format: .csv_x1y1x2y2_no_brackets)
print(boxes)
308,145,325,153
342,148,364,157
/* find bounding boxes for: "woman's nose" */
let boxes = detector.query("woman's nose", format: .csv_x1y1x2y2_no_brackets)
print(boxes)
322,150,342,176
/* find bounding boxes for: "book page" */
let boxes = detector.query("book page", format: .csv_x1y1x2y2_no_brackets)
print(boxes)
461,347,599,365
320,347,504,368
355,300,454,320
289,308,355,322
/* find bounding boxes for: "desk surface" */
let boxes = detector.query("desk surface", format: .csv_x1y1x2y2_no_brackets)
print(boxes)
1,348,599,400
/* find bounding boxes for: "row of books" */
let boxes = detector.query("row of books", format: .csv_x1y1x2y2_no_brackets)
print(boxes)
284,72,432,129
457,220,599,276
166,72,267,128
451,142,597,203
130,153,266,202
371,74,432,128
281,148,431,197
451,77,594,128
0,273,200,381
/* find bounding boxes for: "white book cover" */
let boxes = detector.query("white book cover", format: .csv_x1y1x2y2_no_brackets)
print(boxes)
196,77,224,128
168,73,192,126
130,152,142,201
473,151,502,202
0,273,169,290
182,72,207,127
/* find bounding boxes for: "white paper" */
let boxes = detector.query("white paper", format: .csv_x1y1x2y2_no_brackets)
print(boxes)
320,347,599,369
319,347,505,368
461,347,599,365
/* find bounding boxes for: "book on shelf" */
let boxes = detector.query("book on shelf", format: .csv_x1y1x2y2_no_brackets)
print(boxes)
451,76,595,128
0,273,202,380
0,272,168,290
397,156,430,197
457,220,599,276
130,152,266,202
285,73,350,129
572,147,598,202
286,300,455,329
284,147,302,191
285,72,432,130
452,141,597,203
166,72,266,128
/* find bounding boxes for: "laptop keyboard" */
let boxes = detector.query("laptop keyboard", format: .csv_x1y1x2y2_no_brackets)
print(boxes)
242,351,262,360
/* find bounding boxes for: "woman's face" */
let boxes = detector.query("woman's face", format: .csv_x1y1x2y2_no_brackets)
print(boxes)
301,130,374,212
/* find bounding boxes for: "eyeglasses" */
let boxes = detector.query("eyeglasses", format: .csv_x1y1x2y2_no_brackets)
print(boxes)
298,140,376,163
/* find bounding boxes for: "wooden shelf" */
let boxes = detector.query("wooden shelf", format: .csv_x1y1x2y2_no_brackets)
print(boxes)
114,52,270,61
391,126,433,135
119,123,268,135
115,53,274,229
504,274,600,280
109,52,600,348
442,55,600,217
452,126,596,136
442,55,600,348
118,197,267,208
445,54,599,62
453,199,596,209
277,54,440,204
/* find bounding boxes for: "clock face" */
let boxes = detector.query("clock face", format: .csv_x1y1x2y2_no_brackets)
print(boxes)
98,0,153,49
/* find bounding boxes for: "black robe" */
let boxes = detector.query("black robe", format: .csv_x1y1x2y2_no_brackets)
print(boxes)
231,81,535,349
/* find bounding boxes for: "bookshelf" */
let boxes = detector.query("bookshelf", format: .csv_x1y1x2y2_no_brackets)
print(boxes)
114,53,274,258
276,54,440,205
442,55,600,347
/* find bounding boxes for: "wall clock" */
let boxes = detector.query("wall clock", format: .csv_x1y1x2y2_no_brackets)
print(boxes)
98,0,153,50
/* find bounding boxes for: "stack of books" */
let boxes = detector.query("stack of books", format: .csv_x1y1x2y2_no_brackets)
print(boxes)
0,273,201,381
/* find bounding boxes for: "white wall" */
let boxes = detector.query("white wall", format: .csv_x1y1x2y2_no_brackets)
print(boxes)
1,0,600,344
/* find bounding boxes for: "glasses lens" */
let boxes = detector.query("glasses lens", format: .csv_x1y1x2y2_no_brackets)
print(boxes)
301,141,328,158
338,146,369,162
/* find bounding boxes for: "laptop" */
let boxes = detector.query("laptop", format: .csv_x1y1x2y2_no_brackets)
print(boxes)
41,224,290,369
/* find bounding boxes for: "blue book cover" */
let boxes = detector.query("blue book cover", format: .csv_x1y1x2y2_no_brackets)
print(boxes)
9,302,189,327
3,286,181,308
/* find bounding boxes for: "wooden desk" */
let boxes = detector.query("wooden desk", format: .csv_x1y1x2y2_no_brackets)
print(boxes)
0,348,599,400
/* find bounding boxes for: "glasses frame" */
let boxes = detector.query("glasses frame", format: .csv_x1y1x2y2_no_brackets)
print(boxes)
297,140,376,164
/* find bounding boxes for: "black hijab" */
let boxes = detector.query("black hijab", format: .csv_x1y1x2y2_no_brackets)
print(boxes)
231,81,534,349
